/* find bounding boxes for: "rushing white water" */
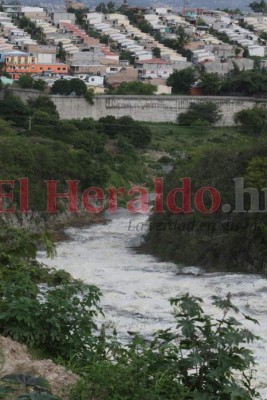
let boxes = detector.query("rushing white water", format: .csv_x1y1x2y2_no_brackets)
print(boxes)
38,210,267,397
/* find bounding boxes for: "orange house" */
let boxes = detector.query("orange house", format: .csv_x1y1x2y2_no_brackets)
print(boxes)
30,63,69,75
4,53,69,79
5,53,36,80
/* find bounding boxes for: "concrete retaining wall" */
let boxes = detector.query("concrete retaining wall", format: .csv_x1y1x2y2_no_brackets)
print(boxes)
7,89,267,126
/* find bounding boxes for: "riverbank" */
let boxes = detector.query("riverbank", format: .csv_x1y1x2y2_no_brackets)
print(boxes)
38,209,267,398
0,210,107,241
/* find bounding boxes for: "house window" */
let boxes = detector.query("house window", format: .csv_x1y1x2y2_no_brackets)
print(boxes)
63,68,66,70
57,67,61,70
91,78,95,82
40,67,43,70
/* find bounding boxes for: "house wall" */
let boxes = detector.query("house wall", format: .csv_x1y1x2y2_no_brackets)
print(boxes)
8,90,267,126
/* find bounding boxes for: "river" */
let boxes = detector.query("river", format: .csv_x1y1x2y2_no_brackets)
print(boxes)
38,210,267,397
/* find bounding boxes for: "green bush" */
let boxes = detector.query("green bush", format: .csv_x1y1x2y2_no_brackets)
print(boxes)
110,81,157,95
70,294,259,400
178,102,222,126
167,68,195,94
0,226,102,360
234,107,267,136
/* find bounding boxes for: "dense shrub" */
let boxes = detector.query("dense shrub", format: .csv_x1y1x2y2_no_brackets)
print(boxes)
178,101,222,126
234,107,267,136
167,68,195,94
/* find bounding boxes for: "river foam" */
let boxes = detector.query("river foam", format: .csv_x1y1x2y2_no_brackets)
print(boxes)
38,210,267,397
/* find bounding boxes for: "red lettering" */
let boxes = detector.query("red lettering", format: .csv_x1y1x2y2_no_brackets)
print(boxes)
127,186,149,214
107,187,126,212
167,178,192,214
0,180,15,213
46,180,79,212
82,187,105,213
154,178,164,214
18,177,29,213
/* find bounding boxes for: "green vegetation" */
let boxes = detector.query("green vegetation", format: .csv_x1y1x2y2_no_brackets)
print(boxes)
0,226,260,399
51,79,94,104
0,92,150,210
143,128,267,273
18,74,45,92
51,78,87,96
166,67,267,96
234,107,267,136
152,47,161,58
249,0,267,12
108,81,157,95
18,17,46,44
199,72,222,95
0,374,59,399
95,1,116,14
98,115,152,148
0,88,264,399
119,50,134,64
221,69,267,95
70,294,259,400
56,42,66,63
178,102,222,126
167,68,195,94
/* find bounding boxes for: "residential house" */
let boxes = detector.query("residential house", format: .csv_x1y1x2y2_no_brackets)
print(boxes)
135,58,173,79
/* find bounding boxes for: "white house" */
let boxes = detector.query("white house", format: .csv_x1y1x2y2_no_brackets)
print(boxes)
136,58,173,79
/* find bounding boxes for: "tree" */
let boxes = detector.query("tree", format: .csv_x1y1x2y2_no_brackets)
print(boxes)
0,92,30,127
56,42,66,62
51,79,72,95
33,79,46,92
152,47,161,58
196,16,207,25
176,26,190,50
222,69,267,95
18,74,33,89
249,0,267,12
234,107,267,136
200,72,222,95
98,115,152,148
139,20,152,33
100,34,109,45
95,2,108,13
119,50,134,64
107,1,116,12
178,101,222,126
70,78,87,96
110,81,157,95
167,68,195,94
243,47,249,58
28,96,59,118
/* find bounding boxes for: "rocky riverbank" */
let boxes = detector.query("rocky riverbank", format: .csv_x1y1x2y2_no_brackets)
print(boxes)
0,210,107,241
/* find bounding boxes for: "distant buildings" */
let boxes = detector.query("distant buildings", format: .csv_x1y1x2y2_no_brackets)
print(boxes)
0,2,265,91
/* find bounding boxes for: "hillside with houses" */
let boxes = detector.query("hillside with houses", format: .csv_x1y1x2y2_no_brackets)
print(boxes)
1,1,267,94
